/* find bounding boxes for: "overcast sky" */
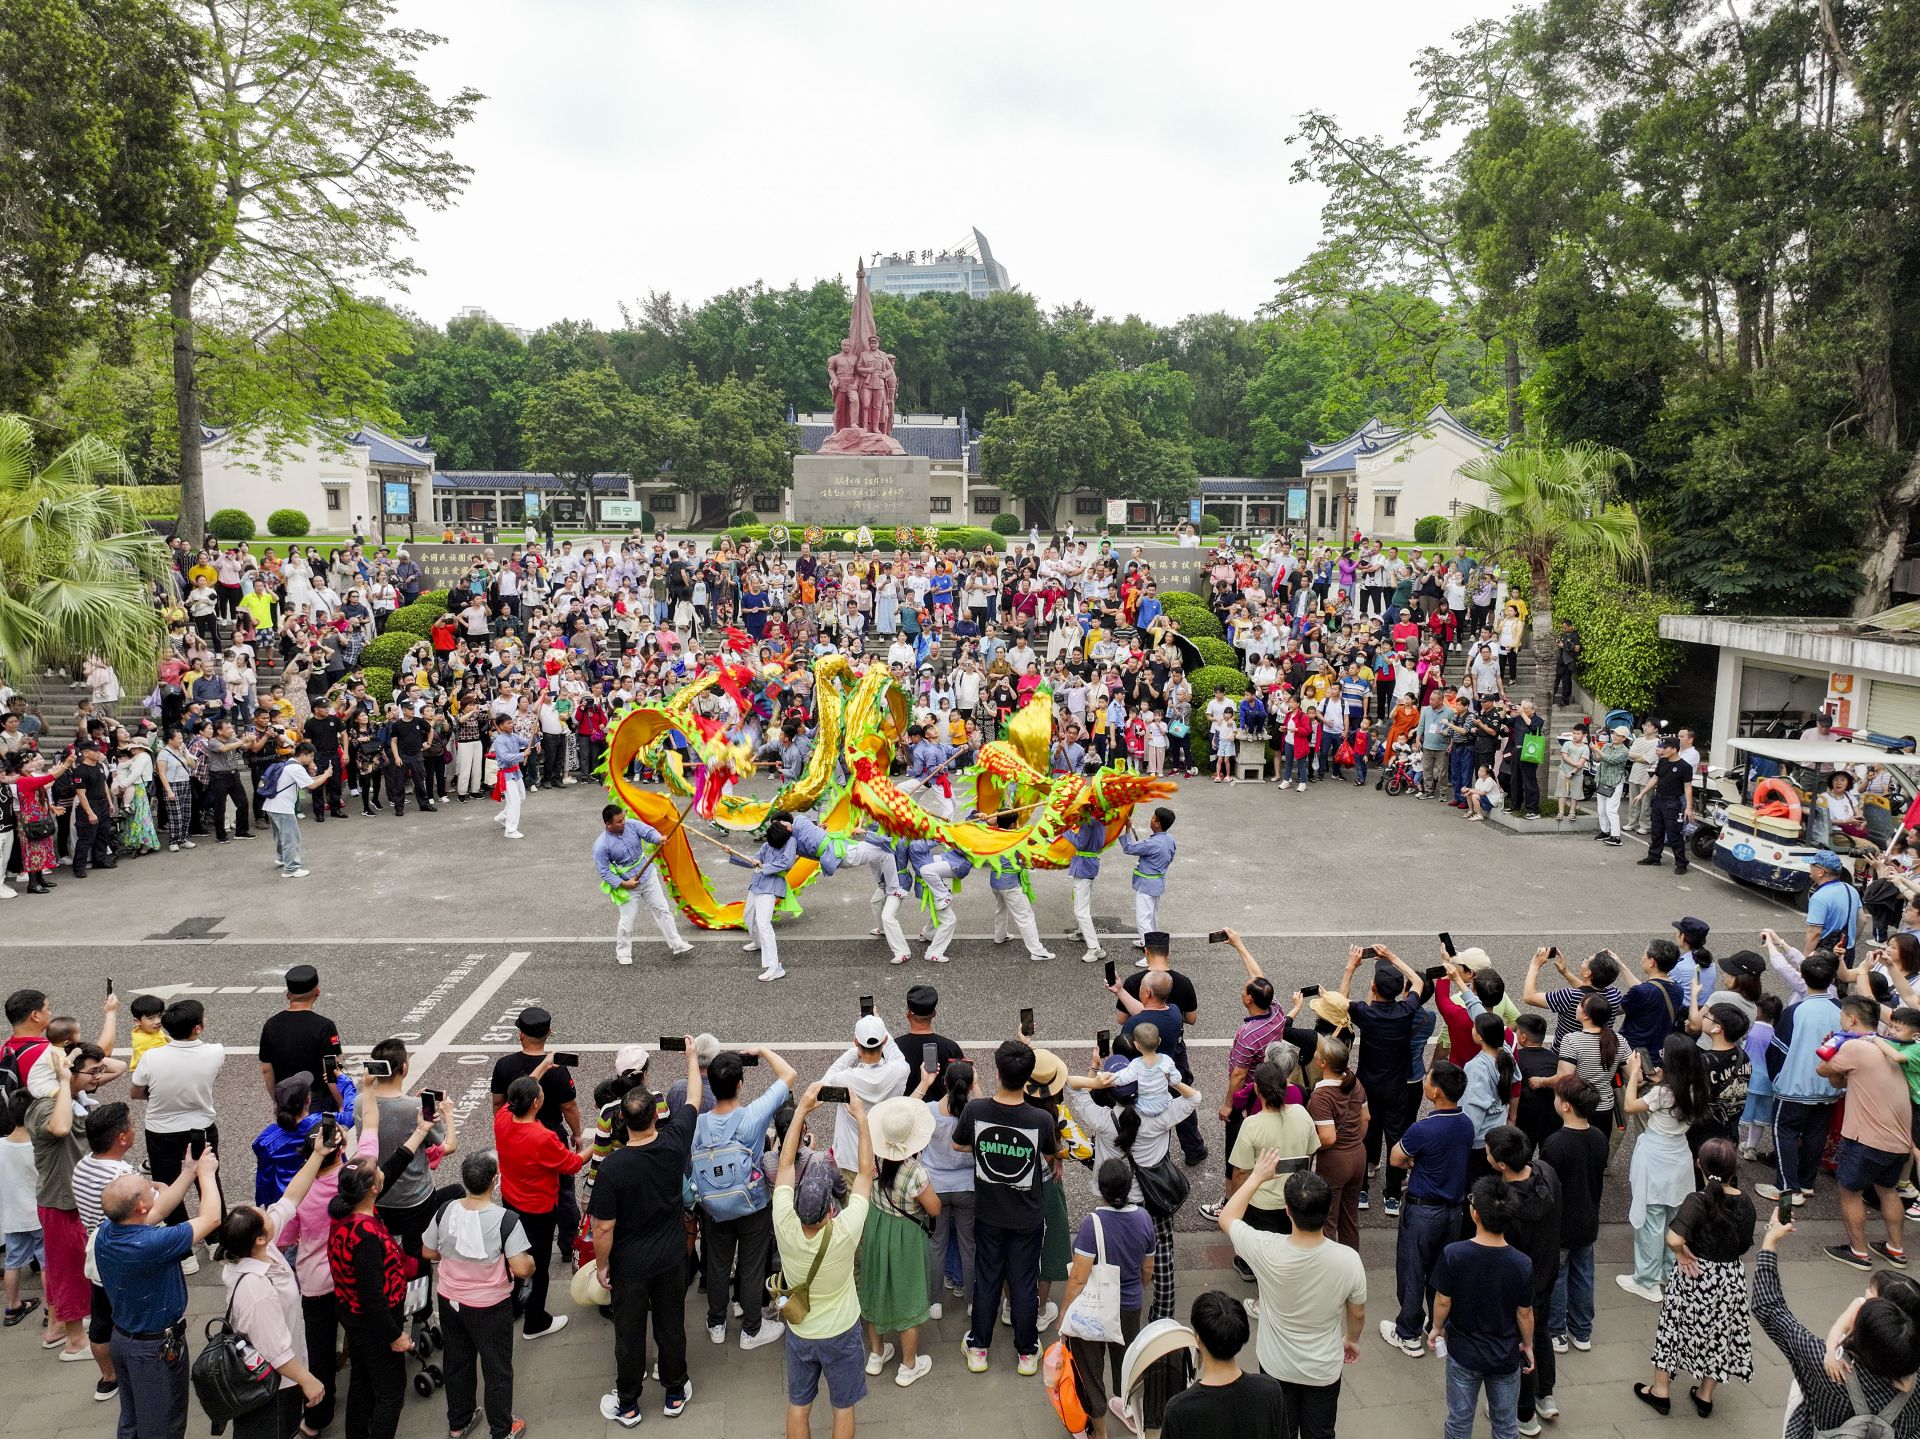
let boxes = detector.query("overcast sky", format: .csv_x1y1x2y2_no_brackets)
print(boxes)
390,0,1502,333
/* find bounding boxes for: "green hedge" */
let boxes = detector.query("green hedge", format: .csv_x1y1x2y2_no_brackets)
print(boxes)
382,605,439,637
1551,548,1681,713
990,513,1021,535
359,633,416,671
267,508,310,537
1193,636,1238,669
1158,590,1208,613
360,666,395,705
109,484,180,518
728,509,757,526
416,589,452,613
1200,514,1221,534
1182,663,1255,768
1413,515,1447,543
1168,606,1224,640
722,523,1005,553
208,508,253,541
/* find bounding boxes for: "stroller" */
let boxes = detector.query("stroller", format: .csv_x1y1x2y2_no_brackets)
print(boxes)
405,1264,447,1399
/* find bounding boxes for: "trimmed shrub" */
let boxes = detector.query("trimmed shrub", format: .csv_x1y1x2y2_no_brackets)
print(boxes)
641,510,657,533
1169,606,1224,640
722,523,1005,553
110,484,180,518
381,605,438,637
728,509,757,526
266,508,309,537
1189,664,1251,701
1200,513,1221,534
1193,636,1238,669
1413,514,1447,544
415,589,452,613
207,508,253,541
990,513,1021,535
358,633,415,672
359,666,395,704
1158,589,1208,610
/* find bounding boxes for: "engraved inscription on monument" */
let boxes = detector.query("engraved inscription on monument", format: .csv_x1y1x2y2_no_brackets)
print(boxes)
791,454,931,527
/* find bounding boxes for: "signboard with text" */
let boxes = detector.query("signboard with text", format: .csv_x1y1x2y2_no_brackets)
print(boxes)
600,500,647,522
382,481,411,517
523,491,541,519
1105,498,1128,525
790,455,932,527
1187,497,1204,524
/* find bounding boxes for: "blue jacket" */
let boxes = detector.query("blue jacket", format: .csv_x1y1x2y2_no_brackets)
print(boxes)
1769,991,1843,1101
1119,830,1175,897
1068,816,1105,880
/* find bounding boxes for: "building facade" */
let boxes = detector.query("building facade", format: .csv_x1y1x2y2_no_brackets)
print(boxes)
199,424,433,536
1300,405,1500,542
865,229,1010,299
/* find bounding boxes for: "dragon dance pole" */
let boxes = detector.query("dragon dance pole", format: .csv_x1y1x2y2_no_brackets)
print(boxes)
627,791,700,885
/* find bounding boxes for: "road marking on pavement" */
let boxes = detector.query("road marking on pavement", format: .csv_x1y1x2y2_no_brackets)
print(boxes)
113,1037,1239,1058
403,950,531,1087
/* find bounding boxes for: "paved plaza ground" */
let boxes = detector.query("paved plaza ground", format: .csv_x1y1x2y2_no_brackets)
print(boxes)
1,772,1862,1438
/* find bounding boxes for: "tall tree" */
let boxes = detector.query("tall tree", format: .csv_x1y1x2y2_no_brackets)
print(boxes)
1450,442,1648,720
389,314,530,470
520,367,635,517
637,370,796,528
165,0,480,538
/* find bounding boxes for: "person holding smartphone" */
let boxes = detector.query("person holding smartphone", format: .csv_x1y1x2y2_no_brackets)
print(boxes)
691,1045,797,1350
129,998,228,1238
1339,946,1433,1218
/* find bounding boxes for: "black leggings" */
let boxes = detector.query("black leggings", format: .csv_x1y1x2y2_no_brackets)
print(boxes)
302,1291,339,1431
341,1314,406,1439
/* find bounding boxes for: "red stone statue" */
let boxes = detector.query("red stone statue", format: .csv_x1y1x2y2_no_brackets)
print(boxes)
820,262,905,456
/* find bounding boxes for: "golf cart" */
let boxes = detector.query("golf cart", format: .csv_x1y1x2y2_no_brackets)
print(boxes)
1708,737,1920,894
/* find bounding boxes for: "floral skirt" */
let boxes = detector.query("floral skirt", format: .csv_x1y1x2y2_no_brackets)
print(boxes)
1649,1257,1753,1384
120,787,160,853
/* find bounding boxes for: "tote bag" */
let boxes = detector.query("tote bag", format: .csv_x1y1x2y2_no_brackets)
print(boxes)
1059,1210,1126,1344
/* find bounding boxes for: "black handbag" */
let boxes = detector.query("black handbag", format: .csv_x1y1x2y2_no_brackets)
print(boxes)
190,1278,278,1434
1125,1152,1191,1220
22,818,56,843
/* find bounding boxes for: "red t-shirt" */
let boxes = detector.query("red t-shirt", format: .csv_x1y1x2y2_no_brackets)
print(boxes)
493,1107,586,1213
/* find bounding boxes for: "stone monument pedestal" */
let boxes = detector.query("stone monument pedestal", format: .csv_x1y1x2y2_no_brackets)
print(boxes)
791,453,932,529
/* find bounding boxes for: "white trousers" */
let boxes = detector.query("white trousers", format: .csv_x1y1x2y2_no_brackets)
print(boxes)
613,867,684,961
453,740,485,796
1134,888,1159,942
992,886,1049,957
499,776,524,833
1073,876,1100,955
847,841,913,959
920,862,958,959
1595,785,1623,839
745,891,780,970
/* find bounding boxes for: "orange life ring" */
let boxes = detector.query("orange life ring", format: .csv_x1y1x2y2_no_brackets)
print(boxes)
1753,776,1803,822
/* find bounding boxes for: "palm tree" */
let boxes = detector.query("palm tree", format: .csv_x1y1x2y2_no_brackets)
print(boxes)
1450,442,1648,721
0,414,173,692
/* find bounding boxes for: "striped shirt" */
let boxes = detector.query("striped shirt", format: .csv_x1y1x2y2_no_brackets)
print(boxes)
1227,1010,1291,1081
72,1155,136,1234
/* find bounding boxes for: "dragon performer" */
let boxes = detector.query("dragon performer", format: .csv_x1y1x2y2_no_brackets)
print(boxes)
598,647,1177,932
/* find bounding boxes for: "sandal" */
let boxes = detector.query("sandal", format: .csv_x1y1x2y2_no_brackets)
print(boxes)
3,1298,39,1326
1689,1387,1713,1419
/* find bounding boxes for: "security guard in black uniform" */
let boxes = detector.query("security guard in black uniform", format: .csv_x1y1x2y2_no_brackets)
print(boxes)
1634,734,1694,874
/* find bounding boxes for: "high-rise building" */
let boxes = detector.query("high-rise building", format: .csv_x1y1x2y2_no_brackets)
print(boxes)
452,304,528,341
866,228,1010,299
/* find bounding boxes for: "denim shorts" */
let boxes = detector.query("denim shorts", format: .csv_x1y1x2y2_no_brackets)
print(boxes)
3,1230,43,1271
784,1320,868,1410
1835,1137,1907,1194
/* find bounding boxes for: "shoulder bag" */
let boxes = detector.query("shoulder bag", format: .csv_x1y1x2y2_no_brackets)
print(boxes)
1058,1210,1125,1344
1125,1149,1191,1221
191,1276,279,1433
766,1216,832,1326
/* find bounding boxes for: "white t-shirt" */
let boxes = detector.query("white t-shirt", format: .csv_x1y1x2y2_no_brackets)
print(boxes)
262,761,310,816
1229,1221,1367,1385
133,1038,227,1133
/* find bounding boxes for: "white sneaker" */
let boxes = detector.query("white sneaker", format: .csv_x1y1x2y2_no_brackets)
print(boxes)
1614,1273,1663,1303
668,942,694,956
617,954,634,966
992,935,1009,946
504,830,524,840
168,843,179,852
707,1323,725,1345
0,885,14,899
1029,951,1056,962
1378,1318,1422,1357
895,1354,932,1387
282,868,310,879
1037,1301,1058,1331
757,965,787,982
928,1302,943,1321
1297,781,1307,792
865,1342,895,1376
740,1321,783,1350
180,840,195,849
1081,948,1106,962
181,1254,200,1276
1134,954,1149,968
493,813,507,825
742,942,760,953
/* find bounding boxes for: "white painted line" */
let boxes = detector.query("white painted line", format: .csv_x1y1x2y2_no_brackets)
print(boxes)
404,950,532,1089
110,1037,1239,1059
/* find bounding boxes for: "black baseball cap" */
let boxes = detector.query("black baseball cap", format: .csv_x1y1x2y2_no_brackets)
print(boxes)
284,965,319,995
516,1006,552,1037
907,984,939,1017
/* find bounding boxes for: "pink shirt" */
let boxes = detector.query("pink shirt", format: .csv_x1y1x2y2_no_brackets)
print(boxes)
275,1168,341,1298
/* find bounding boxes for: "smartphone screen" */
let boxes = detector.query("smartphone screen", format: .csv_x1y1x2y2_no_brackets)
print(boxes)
1438,931,1456,957
323,1055,340,1079
1300,983,1322,999
1777,1193,1796,1226
1548,944,1561,960
320,1115,339,1147
1208,929,1229,944
106,976,113,996
420,1092,437,1121
818,1085,851,1104
859,996,875,1018
1019,1007,1035,1038
739,1054,760,1067
553,1052,581,1068
659,1036,688,1052
1424,964,1448,981
364,1058,393,1079
1103,960,1117,987
922,1042,938,1072
1096,1029,1111,1058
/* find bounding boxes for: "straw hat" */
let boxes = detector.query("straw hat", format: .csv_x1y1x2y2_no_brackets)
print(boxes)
867,1096,936,1162
1309,990,1351,1029
569,1264,611,1307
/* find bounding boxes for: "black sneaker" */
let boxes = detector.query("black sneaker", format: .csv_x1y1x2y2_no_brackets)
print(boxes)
1232,1256,1255,1282
94,1379,118,1402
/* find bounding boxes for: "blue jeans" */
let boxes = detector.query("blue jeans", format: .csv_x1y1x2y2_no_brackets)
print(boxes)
267,810,301,875
1448,745,1474,803
1446,1359,1521,1439
1282,753,1307,784
1548,1244,1595,1343
1392,1200,1460,1341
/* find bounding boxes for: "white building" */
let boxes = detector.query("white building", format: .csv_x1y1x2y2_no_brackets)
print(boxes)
1658,612,1920,770
1300,405,1501,542
865,229,1010,299
199,424,434,537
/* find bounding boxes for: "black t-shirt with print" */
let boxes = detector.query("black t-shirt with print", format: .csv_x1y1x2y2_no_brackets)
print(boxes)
952,1097,1057,1232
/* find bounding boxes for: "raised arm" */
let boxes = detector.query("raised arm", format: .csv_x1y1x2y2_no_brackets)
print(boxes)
1226,929,1263,981
1522,948,1552,1010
